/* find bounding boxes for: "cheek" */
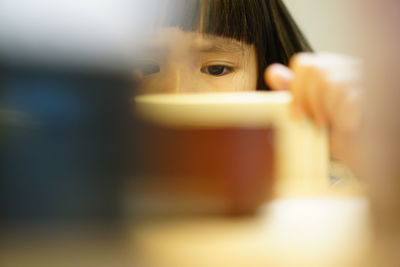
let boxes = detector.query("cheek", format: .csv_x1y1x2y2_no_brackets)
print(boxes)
213,71,257,91
236,69,258,91
136,77,163,94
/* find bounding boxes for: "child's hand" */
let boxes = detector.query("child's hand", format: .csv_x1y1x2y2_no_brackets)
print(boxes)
265,52,363,170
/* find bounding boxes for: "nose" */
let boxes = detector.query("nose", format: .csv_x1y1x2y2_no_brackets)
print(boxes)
162,65,191,93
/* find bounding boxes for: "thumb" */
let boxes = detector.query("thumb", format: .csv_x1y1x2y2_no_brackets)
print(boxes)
264,63,293,91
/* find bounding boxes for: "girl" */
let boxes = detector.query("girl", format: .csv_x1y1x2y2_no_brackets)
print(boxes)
135,0,362,172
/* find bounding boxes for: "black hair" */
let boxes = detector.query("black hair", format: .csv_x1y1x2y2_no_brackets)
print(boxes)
159,0,312,90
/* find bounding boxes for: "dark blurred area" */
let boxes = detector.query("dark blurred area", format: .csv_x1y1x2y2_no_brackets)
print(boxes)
0,0,165,225
0,63,133,222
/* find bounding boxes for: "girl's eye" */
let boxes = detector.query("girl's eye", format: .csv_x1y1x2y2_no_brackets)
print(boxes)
139,64,160,76
201,65,233,76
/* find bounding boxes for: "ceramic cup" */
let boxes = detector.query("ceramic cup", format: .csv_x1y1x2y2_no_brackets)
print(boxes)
131,91,328,215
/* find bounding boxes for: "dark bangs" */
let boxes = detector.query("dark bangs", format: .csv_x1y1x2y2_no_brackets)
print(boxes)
159,0,312,90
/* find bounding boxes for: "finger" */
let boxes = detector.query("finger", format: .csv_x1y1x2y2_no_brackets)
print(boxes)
327,83,362,132
307,67,329,126
289,53,314,119
264,63,293,91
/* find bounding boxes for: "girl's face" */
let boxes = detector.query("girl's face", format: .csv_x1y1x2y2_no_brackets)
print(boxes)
136,27,258,94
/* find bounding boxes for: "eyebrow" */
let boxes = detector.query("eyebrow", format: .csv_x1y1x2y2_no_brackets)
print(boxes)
195,41,245,53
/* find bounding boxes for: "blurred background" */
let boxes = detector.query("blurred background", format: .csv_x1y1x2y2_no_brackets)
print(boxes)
284,0,362,54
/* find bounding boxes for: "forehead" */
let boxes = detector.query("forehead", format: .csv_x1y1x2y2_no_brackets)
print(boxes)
144,27,249,53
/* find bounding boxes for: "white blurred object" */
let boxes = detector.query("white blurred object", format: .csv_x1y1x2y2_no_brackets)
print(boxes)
132,196,371,267
0,0,162,66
